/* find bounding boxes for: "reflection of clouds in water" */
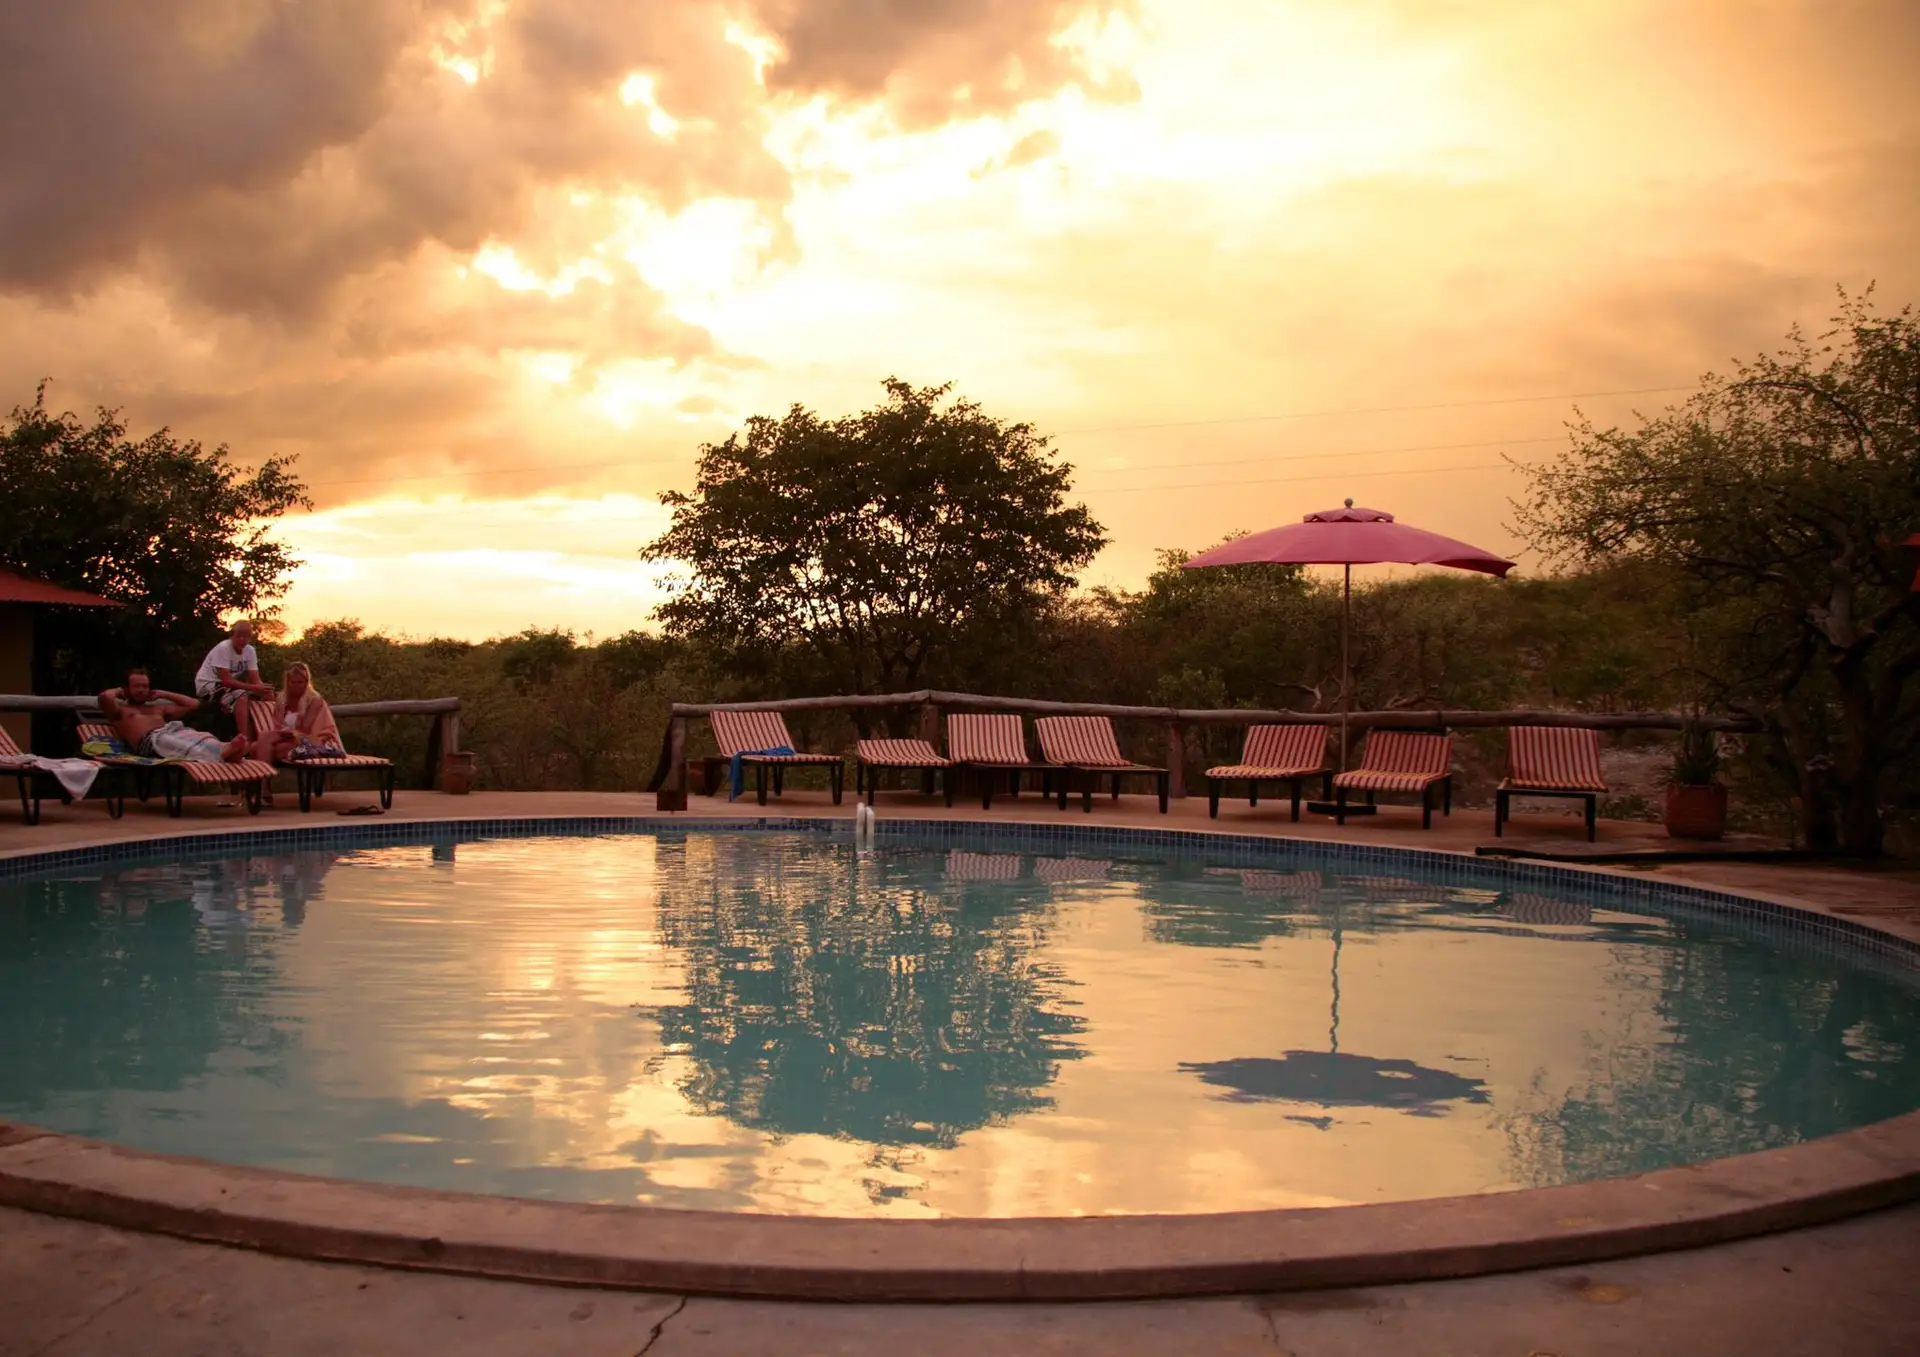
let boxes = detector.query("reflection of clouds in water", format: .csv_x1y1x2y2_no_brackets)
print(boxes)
6,831,1919,1218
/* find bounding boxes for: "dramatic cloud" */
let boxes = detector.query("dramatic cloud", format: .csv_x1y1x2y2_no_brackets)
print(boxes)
0,0,1912,637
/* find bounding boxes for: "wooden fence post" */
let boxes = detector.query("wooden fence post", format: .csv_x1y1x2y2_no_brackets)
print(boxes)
422,712,444,790
657,715,689,810
1167,722,1187,799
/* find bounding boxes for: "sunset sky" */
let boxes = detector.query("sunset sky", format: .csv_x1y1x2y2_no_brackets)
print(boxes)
4,0,1916,640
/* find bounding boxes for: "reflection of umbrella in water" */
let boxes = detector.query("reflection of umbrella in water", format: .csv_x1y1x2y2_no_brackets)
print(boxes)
1180,897,1490,1119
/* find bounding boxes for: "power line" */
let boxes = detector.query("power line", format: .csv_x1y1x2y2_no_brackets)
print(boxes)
1047,384,1694,436
1079,434,1560,481
1095,460,1526,495
297,432,1565,495
284,382,1680,494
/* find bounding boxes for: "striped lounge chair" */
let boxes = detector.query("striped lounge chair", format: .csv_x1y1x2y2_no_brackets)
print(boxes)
945,713,1050,809
1204,724,1333,822
709,710,844,805
76,721,276,816
247,702,396,812
0,725,35,823
1,725,130,823
1495,726,1608,842
854,738,951,801
1034,715,1170,814
1331,731,1453,829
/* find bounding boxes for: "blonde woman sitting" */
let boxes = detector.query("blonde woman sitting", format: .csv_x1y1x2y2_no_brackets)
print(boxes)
255,662,347,766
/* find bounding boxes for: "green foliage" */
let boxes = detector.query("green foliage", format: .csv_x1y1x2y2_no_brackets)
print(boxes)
0,383,309,695
1665,722,1722,788
1517,288,1920,854
642,378,1107,701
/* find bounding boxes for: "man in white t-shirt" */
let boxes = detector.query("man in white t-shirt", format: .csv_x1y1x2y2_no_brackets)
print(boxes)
194,619,275,735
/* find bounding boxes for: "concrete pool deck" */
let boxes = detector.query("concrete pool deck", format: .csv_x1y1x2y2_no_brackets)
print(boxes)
2,788,1918,1350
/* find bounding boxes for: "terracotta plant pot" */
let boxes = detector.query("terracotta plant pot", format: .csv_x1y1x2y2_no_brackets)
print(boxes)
441,751,478,796
1664,783,1727,841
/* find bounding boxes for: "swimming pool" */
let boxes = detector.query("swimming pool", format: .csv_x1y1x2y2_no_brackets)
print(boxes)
2,826,1916,1219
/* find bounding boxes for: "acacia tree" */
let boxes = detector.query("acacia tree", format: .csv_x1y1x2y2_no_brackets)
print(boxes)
643,379,1106,702
1516,291,1920,855
0,384,308,694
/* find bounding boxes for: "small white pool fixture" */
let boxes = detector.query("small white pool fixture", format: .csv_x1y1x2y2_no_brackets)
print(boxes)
855,801,877,853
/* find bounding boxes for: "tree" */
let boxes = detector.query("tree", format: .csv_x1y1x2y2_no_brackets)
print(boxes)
642,379,1106,705
0,384,309,695
1516,290,1920,855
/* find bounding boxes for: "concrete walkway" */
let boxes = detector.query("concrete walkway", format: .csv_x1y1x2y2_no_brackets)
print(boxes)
4,1200,1916,1356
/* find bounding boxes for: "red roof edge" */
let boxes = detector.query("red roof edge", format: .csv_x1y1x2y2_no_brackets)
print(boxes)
0,569,123,608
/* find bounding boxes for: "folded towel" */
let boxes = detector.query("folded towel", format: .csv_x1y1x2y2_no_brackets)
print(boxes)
729,746,796,801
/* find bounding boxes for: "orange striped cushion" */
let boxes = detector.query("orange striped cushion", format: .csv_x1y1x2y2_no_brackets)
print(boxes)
1331,731,1452,793
856,738,949,766
175,759,277,783
1332,767,1447,792
1035,716,1130,767
0,726,22,758
1505,726,1607,792
77,721,271,779
712,710,807,756
291,755,391,768
1242,724,1329,771
946,713,1030,763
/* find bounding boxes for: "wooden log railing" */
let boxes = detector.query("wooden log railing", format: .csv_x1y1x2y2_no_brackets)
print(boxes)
646,689,1762,798
0,694,462,791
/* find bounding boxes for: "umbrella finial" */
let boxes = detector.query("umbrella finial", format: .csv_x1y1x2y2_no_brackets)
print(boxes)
1344,497,1353,508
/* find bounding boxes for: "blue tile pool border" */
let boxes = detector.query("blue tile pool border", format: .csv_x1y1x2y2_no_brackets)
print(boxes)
1,813,1913,971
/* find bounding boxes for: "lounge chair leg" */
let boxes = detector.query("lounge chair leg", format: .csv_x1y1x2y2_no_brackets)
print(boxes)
381,771,394,810
1422,785,1433,830
166,774,184,818
1208,784,1220,819
1250,783,1259,808
1495,790,1506,837
1291,780,1302,822
1081,773,1093,813
831,764,843,806
1587,795,1597,842
756,766,768,806
1157,773,1168,814
1111,773,1120,801
1443,778,1452,816
1335,788,1347,825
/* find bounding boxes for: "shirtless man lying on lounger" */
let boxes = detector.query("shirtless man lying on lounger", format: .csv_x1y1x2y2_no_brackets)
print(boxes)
98,669,251,762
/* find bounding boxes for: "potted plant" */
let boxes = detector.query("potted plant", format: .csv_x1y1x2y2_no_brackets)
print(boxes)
441,750,478,796
1663,720,1726,840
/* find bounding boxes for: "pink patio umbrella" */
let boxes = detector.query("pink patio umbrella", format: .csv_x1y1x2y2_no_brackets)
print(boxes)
1183,500,1515,768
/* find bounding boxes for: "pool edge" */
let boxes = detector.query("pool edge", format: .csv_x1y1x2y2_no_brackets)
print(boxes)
1,1113,1916,1300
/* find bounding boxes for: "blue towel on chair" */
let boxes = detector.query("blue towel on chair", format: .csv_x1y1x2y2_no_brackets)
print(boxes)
729,746,795,801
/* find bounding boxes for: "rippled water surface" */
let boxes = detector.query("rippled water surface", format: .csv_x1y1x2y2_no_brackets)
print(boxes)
2,830,1916,1217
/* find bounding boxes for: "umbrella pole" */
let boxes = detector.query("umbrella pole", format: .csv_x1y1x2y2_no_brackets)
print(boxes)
1329,902,1343,1056
1339,563,1351,771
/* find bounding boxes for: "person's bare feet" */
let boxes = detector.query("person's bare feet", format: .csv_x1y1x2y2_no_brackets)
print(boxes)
222,737,250,762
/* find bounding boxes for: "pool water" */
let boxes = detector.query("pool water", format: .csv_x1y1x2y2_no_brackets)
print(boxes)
2,830,1916,1218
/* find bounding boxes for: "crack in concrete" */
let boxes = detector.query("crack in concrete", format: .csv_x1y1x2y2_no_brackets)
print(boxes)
634,1294,688,1356
20,1254,204,1357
